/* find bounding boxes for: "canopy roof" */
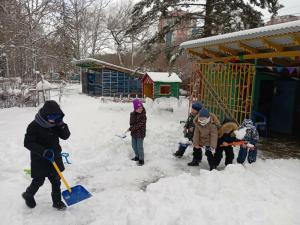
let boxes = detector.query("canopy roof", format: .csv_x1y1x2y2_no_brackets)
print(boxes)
180,20,300,66
74,58,144,76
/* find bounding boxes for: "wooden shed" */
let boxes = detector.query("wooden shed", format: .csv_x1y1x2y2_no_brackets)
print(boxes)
142,72,182,99
180,20,300,136
74,58,143,97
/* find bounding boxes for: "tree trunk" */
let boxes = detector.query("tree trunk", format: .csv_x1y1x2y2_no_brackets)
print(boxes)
203,0,215,37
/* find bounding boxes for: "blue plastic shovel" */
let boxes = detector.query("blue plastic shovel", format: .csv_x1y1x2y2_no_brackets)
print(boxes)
48,153,92,206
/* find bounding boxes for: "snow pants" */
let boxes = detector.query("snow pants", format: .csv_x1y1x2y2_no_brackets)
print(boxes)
237,147,257,164
214,146,234,167
132,137,144,160
26,174,62,202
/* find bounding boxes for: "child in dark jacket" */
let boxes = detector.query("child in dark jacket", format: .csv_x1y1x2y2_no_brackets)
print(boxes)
128,99,147,166
173,102,202,158
236,119,259,164
22,100,70,210
214,118,238,168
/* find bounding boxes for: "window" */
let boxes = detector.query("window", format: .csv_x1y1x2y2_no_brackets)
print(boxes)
160,85,171,95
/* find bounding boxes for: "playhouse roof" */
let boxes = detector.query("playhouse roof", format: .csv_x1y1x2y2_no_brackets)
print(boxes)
146,72,182,83
180,20,300,65
73,58,144,76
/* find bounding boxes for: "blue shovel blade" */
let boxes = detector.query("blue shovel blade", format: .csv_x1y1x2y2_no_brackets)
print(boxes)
62,185,92,206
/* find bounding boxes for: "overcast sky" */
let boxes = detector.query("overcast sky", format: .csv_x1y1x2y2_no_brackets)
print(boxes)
263,0,300,21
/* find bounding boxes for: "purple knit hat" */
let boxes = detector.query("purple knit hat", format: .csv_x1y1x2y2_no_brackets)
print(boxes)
133,99,143,110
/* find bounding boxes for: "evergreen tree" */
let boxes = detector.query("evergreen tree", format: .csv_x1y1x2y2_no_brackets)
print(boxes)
126,0,283,65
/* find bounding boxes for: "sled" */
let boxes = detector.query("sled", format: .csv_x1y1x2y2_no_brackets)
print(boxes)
220,140,247,147
48,155,92,206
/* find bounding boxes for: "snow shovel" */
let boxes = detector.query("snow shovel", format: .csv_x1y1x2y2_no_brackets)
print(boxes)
116,129,129,139
220,141,247,147
48,153,92,206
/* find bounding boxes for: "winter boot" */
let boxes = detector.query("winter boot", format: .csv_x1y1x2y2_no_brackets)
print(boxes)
138,160,144,166
131,156,139,161
173,150,184,158
187,158,199,166
52,193,66,210
173,145,186,158
188,148,202,166
22,192,36,208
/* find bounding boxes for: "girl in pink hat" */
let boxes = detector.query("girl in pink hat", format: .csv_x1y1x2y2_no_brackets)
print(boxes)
128,99,147,166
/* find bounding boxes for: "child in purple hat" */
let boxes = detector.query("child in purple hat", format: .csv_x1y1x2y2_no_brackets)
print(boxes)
128,99,147,166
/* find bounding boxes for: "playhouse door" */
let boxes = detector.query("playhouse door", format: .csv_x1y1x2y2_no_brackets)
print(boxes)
270,80,297,134
144,84,153,98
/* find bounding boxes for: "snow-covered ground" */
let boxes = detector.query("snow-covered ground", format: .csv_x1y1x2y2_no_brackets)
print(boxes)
0,84,299,225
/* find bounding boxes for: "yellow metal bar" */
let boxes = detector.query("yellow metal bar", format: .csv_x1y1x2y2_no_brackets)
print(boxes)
261,38,284,52
219,45,239,56
203,48,220,58
52,162,72,193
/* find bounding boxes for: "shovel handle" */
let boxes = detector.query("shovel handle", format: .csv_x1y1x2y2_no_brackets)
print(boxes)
52,161,72,193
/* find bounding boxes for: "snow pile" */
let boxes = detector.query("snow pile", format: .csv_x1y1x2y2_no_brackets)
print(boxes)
0,85,299,225
36,80,52,90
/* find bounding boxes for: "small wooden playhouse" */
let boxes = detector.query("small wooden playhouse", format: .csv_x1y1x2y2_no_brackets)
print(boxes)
142,72,182,99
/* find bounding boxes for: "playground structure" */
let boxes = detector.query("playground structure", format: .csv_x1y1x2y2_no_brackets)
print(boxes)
181,20,300,135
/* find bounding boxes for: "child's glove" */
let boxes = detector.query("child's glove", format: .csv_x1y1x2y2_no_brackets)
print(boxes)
205,146,215,153
247,143,255,149
42,149,54,161
55,117,65,127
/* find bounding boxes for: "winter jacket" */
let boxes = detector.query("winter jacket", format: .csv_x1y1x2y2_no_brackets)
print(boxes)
24,101,70,178
184,113,196,141
129,107,147,138
239,119,259,146
192,114,218,149
218,121,238,142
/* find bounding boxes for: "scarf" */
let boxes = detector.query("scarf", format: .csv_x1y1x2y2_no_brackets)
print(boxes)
198,116,210,126
35,111,56,128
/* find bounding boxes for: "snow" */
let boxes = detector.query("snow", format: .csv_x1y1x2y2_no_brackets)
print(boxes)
180,20,300,49
36,80,52,90
0,84,299,225
235,127,247,140
73,58,144,76
146,72,182,83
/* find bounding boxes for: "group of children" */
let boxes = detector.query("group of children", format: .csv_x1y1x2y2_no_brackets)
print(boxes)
127,99,259,171
22,98,258,210
174,102,259,170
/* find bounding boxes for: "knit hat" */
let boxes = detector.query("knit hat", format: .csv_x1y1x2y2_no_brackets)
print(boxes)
133,99,143,110
192,102,202,111
199,108,210,118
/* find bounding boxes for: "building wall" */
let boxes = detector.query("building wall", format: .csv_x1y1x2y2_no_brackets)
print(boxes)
82,68,142,97
153,82,180,98
253,72,300,134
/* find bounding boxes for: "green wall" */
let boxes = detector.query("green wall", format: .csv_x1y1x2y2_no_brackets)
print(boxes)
153,82,180,98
